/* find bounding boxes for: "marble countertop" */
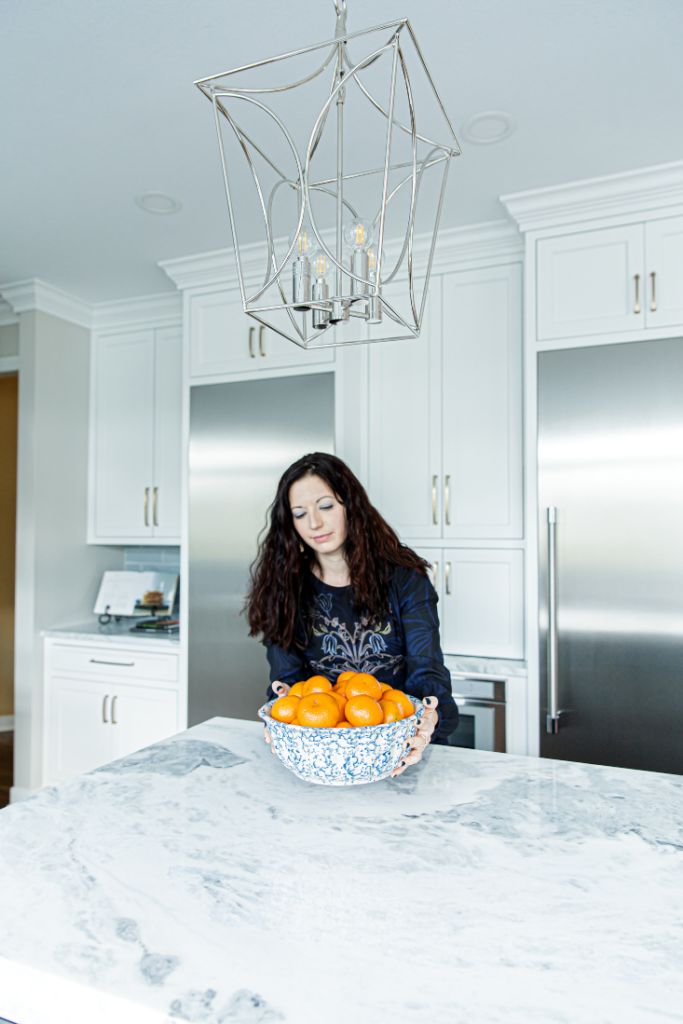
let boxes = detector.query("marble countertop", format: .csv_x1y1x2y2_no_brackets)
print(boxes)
1,719,682,1024
41,620,180,648
444,654,527,678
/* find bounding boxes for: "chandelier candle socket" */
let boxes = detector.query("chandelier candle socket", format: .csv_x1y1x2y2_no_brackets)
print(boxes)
195,0,460,349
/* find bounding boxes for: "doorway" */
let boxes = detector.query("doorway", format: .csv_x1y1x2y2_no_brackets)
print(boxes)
0,373,18,807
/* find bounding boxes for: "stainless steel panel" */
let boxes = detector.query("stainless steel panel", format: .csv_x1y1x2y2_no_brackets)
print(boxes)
188,373,335,726
538,339,683,773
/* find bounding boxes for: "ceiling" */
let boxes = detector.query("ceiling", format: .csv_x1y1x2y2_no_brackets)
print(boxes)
1,0,682,302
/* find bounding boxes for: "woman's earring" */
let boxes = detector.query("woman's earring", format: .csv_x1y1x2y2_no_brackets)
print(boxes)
299,541,305,553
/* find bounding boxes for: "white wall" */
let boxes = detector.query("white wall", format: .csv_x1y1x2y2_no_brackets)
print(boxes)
13,310,123,799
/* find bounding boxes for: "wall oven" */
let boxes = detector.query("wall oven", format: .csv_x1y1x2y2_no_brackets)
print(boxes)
445,676,506,753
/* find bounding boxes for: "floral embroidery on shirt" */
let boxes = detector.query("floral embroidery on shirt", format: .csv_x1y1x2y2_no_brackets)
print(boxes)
309,592,402,676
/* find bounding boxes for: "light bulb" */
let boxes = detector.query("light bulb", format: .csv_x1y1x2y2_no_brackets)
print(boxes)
343,217,373,251
312,254,331,330
289,220,318,310
366,247,382,324
288,223,319,260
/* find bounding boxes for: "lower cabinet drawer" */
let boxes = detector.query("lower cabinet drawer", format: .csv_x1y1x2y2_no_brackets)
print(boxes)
51,644,178,682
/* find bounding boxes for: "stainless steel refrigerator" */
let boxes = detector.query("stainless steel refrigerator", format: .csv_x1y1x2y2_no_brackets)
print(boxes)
538,337,683,774
188,373,335,726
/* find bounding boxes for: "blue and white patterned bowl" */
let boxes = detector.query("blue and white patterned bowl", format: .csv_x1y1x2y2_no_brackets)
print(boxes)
258,696,424,786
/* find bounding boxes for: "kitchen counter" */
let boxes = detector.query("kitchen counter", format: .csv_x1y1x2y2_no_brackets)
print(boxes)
41,620,179,648
0,719,682,1024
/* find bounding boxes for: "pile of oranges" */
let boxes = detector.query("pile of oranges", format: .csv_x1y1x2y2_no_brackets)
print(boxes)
269,671,415,729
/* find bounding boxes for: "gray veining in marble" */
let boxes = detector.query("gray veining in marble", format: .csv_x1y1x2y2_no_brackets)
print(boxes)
0,717,682,1024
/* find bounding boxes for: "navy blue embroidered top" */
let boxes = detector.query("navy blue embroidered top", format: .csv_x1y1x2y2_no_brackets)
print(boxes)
266,566,458,741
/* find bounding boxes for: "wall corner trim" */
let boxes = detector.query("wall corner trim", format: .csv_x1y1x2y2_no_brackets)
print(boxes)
501,159,683,234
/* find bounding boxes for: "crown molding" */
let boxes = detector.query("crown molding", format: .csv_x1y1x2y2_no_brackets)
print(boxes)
0,279,92,329
159,219,523,294
92,291,182,333
501,159,683,234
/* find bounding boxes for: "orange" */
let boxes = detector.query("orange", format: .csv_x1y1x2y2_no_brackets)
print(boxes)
381,689,414,720
345,694,383,727
380,683,392,695
271,694,301,724
380,699,401,724
302,675,333,696
290,718,300,726
334,670,356,692
335,721,353,729
330,691,348,721
297,692,340,728
289,682,306,697
345,673,382,701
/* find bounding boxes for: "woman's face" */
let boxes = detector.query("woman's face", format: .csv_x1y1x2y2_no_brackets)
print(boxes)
289,474,348,557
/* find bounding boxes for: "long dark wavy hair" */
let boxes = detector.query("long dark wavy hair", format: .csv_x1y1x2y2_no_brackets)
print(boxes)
246,453,429,651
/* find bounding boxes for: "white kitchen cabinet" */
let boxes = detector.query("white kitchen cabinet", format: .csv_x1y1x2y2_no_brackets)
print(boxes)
645,215,683,329
440,548,524,659
537,225,645,340
536,215,683,342
367,266,522,542
89,326,182,544
367,279,442,538
442,264,523,539
43,638,181,787
188,288,334,378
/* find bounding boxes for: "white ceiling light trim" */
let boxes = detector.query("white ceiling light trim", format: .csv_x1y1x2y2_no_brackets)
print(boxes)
461,111,516,144
134,192,183,214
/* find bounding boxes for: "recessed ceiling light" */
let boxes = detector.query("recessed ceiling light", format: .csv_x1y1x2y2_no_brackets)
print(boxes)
461,111,516,145
135,191,182,214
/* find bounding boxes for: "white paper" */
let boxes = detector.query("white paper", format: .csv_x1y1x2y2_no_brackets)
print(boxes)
93,571,178,616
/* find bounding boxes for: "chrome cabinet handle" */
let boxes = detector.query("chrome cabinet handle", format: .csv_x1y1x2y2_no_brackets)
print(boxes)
90,659,134,667
259,325,265,357
432,476,438,525
102,695,109,724
111,696,117,725
153,486,159,527
144,487,150,527
445,561,451,595
650,271,657,312
248,326,255,358
634,274,640,314
547,507,561,734
445,475,451,526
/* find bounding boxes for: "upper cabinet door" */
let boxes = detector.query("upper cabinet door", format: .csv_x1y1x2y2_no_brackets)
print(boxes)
152,327,182,540
255,323,335,370
367,279,442,538
537,225,644,340
442,264,523,540
645,215,683,329
93,330,155,540
189,289,258,377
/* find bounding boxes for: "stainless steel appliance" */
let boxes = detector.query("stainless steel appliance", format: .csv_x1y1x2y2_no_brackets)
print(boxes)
188,373,335,726
538,338,683,774
445,676,506,752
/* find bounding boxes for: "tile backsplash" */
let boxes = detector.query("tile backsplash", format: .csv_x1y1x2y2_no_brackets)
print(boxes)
123,546,180,575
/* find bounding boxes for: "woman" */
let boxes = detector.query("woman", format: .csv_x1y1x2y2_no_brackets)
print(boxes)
247,453,458,776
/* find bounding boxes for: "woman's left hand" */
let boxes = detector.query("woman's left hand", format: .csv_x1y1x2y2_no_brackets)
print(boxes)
390,696,439,778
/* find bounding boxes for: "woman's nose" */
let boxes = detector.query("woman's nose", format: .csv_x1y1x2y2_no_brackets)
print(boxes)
309,508,323,529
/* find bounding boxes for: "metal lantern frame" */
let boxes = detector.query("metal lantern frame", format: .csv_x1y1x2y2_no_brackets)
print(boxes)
195,0,461,349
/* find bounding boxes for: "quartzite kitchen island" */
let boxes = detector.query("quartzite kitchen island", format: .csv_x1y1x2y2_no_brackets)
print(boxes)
0,718,681,1024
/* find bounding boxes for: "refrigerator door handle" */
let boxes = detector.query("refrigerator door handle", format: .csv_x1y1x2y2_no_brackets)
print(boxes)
547,507,561,733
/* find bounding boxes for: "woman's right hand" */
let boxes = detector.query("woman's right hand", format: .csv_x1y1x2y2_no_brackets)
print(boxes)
264,681,290,748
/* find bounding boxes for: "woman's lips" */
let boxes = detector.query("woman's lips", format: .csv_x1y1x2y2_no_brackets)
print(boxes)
313,533,332,543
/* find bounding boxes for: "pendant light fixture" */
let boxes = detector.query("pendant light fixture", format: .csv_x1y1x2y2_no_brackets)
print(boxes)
195,0,460,348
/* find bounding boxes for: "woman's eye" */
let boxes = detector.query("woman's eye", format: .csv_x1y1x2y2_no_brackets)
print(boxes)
320,504,333,511
293,512,305,519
